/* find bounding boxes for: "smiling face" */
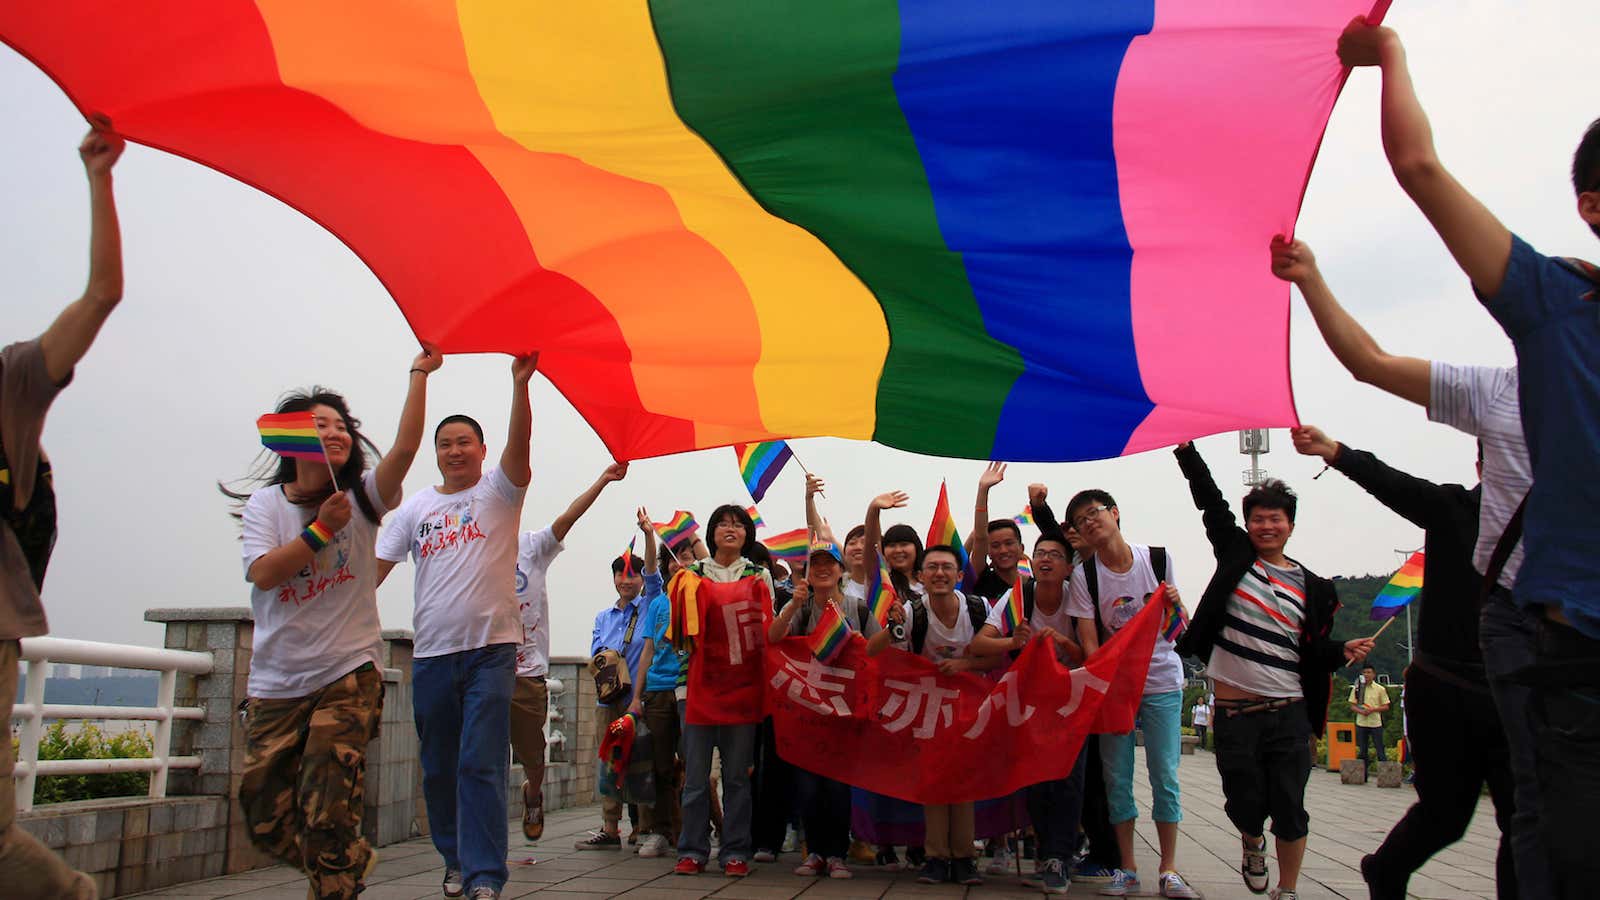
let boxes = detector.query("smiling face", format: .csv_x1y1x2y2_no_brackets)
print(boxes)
919,548,961,594
883,540,918,574
807,554,842,592
613,568,643,602
1247,506,1295,558
309,403,351,470
1031,537,1072,585
844,533,866,568
987,525,1022,571
1069,502,1119,548
434,422,487,486
711,514,747,554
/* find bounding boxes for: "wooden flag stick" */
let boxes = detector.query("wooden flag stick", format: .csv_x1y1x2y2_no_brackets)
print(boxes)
1371,616,1398,640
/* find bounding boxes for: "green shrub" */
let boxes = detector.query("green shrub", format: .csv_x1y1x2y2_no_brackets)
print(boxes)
10,721,154,804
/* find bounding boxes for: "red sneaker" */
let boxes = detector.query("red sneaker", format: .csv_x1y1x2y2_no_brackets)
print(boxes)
674,858,704,876
723,859,751,877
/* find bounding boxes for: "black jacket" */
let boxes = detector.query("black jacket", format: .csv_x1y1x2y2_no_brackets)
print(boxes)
1172,443,1346,737
1330,443,1484,673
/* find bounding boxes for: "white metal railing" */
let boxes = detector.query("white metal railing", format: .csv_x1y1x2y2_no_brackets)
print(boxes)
13,637,213,813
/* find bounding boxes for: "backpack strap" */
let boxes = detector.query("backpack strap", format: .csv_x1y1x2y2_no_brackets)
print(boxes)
965,596,988,633
1480,494,1528,603
911,602,929,655
1022,578,1036,622
1151,546,1168,583
1084,557,1105,642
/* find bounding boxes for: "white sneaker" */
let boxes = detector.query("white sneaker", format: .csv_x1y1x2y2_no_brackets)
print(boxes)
638,834,670,858
1242,836,1269,893
1268,889,1298,900
1159,870,1200,899
1099,869,1140,896
986,846,1016,875
826,857,853,879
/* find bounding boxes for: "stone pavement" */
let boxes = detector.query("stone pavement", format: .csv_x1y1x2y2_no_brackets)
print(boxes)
125,753,1499,899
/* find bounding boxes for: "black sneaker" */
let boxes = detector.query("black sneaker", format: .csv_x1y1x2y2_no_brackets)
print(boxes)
906,846,927,866
952,857,983,886
875,848,902,871
916,857,951,884
575,830,622,851
1039,858,1070,895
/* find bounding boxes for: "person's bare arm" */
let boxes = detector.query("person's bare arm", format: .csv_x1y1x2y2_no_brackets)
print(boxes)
500,355,537,487
1339,18,1512,296
627,636,653,717
246,491,352,590
1075,617,1100,658
374,348,442,507
805,474,834,542
1271,237,1430,406
971,462,1004,571
40,119,126,384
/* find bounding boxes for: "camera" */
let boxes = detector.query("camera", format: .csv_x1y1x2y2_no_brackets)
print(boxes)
890,621,906,642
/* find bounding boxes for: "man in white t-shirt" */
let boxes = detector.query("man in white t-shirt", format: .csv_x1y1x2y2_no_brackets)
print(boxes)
377,356,535,900
1065,490,1197,899
1269,238,1548,897
970,531,1087,894
511,462,628,842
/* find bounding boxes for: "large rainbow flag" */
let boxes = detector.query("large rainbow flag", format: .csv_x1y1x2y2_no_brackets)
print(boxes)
0,2,1388,460
1371,550,1424,621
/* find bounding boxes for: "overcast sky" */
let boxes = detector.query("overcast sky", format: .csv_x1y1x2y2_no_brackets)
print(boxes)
2,2,1595,662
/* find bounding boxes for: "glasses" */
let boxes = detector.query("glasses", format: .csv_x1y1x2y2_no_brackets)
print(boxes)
1034,549,1068,561
1071,505,1111,529
922,562,959,572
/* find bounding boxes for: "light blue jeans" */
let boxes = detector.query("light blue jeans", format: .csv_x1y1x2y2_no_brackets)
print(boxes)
1100,689,1183,825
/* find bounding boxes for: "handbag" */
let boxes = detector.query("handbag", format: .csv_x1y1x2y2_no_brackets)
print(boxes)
590,602,641,704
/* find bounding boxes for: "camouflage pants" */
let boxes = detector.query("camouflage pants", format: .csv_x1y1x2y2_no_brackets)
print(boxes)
240,664,383,900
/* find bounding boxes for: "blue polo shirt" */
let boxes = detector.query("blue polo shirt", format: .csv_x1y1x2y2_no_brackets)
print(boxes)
589,573,660,702
1478,235,1600,638
642,590,685,693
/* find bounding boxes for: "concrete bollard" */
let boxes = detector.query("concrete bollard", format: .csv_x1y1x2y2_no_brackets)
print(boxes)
1374,761,1404,788
1340,759,1367,785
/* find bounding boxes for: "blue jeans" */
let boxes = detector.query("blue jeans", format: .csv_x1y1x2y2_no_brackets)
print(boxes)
1100,689,1182,824
413,643,516,892
1481,592,1551,898
678,717,756,865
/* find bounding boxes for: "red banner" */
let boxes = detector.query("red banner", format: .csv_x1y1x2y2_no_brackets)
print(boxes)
764,588,1168,804
685,577,772,726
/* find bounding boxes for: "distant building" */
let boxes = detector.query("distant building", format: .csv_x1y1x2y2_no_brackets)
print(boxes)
81,666,114,678
50,663,77,678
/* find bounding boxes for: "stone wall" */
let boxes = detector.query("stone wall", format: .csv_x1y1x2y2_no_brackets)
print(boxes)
15,610,594,897
15,795,231,897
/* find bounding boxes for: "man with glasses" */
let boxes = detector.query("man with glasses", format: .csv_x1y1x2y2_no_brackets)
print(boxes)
1065,491,1196,898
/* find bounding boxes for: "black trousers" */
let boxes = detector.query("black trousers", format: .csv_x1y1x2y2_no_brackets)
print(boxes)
793,768,851,860
1026,748,1087,862
1194,725,1208,749
1080,736,1119,868
751,717,795,853
1213,700,1312,842
1355,724,1387,763
1527,617,1600,900
1365,665,1516,900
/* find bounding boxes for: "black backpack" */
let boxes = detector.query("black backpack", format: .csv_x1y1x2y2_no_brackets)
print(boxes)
1082,546,1167,643
910,594,989,656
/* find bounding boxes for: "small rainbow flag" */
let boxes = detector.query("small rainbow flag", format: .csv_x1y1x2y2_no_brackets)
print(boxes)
620,535,637,577
1016,555,1033,580
807,602,851,665
764,527,810,566
1371,550,1424,621
734,441,794,503
1161,588,1189,642
999,587,1025,636
746,505,765,529
1013,506,1035,526
256,411,327,461
865,553,898,627
925,480,974,588
654,511,699,550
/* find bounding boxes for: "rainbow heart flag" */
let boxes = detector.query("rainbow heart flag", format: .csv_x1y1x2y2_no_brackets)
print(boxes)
256,411,326,462
865,553,899,628
735,442,793,504
0,3,1386,463
807,602,851,665
1371,550,1424,621
654,511,699,550
764,528,810,567
925,481,974,589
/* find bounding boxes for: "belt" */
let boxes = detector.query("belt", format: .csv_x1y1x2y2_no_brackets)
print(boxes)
1216,696,1301,717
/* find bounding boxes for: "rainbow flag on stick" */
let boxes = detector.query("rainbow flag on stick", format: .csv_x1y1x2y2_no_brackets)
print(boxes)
1016,555,1033,580
654,511,699,550
620,535,638,577
764,528,810,566
807,602,851,665
1371,550,1424,621
1013,506,1035,526
746,505,765,529
865,553,899,627
256,411,327,461
1161,591,1190,642
735,441,794,503
925,480,975,589
999,587,1025,636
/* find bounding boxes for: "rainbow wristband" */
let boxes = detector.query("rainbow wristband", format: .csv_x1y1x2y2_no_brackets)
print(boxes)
301,520,334,552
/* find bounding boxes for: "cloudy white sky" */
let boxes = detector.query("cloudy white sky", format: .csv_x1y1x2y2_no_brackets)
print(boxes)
1,2,1594,661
